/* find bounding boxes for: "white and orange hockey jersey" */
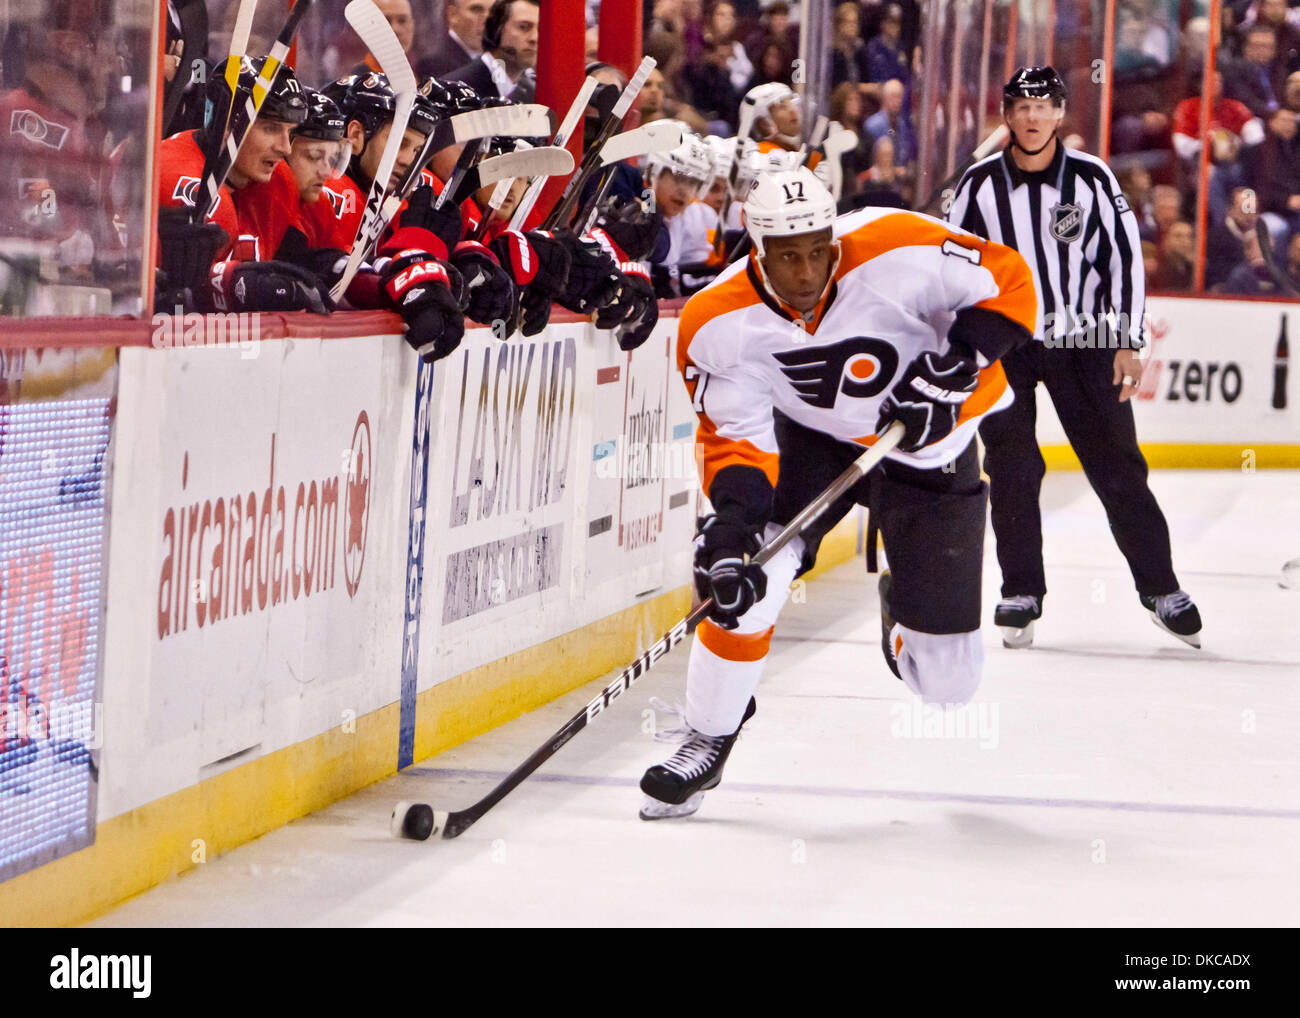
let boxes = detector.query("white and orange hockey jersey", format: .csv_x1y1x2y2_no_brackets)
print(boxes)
678,206,1037,517
664,198,725,292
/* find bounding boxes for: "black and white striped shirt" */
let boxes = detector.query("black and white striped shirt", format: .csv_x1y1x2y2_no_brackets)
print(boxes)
946,141,1145,349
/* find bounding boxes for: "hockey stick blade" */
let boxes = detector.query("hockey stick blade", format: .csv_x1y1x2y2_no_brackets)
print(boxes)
396,422,907,840
450,102,552,143
345,0,416,92
450,146,574,205
600,120,684,166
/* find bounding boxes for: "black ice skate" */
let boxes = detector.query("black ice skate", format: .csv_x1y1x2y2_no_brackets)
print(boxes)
879,571,902,679
639,698,757,821
994,595,1042,648
1140,590,1202,648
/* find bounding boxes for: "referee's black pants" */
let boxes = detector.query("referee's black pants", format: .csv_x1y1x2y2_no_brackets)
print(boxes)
978,341,1180,601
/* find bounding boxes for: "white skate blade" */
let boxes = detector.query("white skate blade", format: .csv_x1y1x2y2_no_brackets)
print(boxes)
999,621,1035,649
1147,611,1202,649
639,791,705,821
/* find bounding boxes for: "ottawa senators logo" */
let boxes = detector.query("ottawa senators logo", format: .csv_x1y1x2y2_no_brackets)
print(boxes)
172,175,202,206
773,337,899,409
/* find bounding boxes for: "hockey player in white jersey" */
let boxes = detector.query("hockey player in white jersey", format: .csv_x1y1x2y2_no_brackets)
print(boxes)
646,131,725,296
639,167,1037,819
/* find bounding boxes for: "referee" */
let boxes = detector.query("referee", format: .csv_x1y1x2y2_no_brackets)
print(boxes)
946,66,1202,648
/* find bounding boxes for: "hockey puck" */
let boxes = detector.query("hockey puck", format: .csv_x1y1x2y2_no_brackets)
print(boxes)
391,801,435,841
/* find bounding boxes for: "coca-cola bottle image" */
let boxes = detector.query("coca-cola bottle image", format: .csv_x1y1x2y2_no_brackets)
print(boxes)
1274,314,1289,410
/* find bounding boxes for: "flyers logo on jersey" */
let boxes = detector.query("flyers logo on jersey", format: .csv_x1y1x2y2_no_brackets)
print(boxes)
773,337,899,409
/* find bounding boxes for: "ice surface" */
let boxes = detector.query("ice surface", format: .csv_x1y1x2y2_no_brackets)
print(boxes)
89,471,1300,927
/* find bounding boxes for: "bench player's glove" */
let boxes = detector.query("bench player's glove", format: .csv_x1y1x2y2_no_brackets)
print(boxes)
450,240,518,327
553,229,622,315
209,260,333,314
489,229,572,337
379,250,466,362
876,351,979,452
693,514,767,630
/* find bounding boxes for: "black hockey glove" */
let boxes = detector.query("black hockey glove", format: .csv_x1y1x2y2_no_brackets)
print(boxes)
380,251,466,362
693,514,767,630
488,229,574,337
592,194,663,261
156,207,228,310
875,351,979,453
450,240,518,328
596,265,658,351
209,260,333,314
389,183,464,260
553,229,622,315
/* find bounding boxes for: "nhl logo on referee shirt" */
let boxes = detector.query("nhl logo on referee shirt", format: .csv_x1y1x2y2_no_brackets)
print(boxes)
1050,202,1084,244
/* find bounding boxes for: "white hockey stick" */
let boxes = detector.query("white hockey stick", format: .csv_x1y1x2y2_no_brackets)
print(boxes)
599,120,684,166
507,76,599,231
821,124,858,202
194,0,258,221
331,0,419,301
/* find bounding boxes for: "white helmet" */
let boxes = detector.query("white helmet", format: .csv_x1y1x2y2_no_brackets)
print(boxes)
743,166,836,258
734,142,801,202
646,132,714,197
742,82,798,138
703,135,736,182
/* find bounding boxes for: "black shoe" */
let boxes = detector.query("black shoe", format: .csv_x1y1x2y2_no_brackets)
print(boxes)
639,697,756,813
994,594,1042,648
1140,590,1202,648
879,571,901,679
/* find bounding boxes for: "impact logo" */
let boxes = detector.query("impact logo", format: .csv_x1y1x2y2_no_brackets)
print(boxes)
10,109,68,149
172,175,202,207
343,411,371,598
773,337,899,409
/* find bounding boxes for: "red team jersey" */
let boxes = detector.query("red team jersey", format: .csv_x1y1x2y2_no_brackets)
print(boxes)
157,130,306,262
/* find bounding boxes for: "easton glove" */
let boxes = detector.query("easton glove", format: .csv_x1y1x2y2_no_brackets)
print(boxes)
380,251,466,361
592,194,663,261
875,351,979,452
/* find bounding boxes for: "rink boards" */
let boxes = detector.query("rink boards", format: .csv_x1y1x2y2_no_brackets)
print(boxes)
1,293,1295,927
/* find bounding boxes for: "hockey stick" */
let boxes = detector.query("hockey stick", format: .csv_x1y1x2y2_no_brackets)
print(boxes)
575,121,686,234
448,145,573,206
192,0,258,222
1255,219,1300,296
821,124,858,203
507,76,600,232
917,123,1010,215
598,120,685,167
197,0,316,222
330,0,419,301
392,421,908,840
356,105,556,265
540,56,656,232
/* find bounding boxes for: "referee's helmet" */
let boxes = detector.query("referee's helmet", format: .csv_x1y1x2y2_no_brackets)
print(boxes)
1002,66,1068,110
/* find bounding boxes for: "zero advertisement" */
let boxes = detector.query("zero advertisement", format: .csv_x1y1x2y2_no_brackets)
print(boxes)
1035,296,1296,448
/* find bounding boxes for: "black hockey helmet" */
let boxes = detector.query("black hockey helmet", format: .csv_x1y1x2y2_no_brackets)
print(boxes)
420,76,486,118
205,57,308,138
294,88,346,142
325,71,441,143
1003,66,1068,110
